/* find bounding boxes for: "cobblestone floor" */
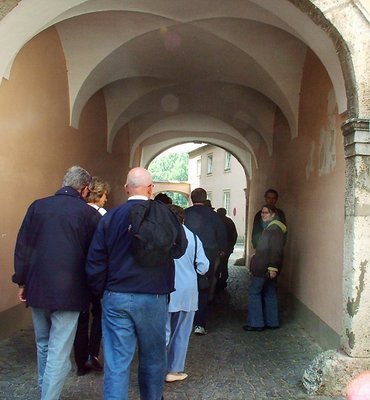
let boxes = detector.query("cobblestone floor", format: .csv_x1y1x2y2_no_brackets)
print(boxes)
0,247,345,400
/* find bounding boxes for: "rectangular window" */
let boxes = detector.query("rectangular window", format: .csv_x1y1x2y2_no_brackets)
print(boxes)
207,153,213,174
196,158,201,176
207,191,212,202
223,190,231,215
224,151,232,171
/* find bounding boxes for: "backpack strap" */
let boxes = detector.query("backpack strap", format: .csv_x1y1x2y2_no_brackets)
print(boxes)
193,232,197,269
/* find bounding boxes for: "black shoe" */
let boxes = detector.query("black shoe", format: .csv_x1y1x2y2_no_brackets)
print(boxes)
265,325,280,330
77,366,91,376
215,281,227,292
85,355,103,372
242,325,264,332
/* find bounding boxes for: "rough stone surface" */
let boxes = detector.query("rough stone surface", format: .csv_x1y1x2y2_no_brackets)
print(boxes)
303,349,370,396
0,247,346,399
0,0,20,20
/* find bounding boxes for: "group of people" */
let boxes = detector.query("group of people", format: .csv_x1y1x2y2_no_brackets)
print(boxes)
12,163,285,399
244,189,287,332
12,165,238,400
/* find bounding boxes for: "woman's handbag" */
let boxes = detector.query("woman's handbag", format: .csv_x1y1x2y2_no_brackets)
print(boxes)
197,274,210,292
193,233,210,292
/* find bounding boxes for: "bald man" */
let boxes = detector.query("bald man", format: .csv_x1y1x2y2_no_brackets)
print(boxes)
86,167,187,400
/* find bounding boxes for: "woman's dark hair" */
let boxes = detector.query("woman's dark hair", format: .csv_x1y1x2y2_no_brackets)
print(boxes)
167,204,184,223
262,204,277,215
154,193,172,204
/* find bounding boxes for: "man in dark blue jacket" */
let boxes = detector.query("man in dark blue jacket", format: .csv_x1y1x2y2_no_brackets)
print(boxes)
86,167,187,400
12,165,100,400
216,207,238,290
184,188,227,335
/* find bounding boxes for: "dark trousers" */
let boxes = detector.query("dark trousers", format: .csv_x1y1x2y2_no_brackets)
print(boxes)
217,251,232,285
193,291,209,327
194,249,218,328
74,295,102,369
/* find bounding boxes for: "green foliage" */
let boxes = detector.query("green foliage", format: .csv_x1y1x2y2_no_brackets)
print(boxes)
149,152,189,207
167,192,189,208
149,152,188,181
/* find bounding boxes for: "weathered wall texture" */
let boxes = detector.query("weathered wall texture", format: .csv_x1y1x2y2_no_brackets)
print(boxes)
248,49,345,342
0,0,20,20
0,27,128,331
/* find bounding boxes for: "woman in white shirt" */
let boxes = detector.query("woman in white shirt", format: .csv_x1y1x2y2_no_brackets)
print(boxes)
87,176,111,216
165,204,209,383
74,176,110,375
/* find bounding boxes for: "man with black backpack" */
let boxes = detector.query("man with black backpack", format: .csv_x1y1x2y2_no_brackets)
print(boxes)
86,167,187,400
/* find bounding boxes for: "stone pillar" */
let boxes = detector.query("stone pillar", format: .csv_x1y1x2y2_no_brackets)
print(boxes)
302,119,370,396
342,118,370,357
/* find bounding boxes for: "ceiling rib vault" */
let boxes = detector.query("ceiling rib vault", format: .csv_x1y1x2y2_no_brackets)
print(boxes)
0,0,347,176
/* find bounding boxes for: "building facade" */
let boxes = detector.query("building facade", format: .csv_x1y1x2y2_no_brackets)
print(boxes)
188,144,246,242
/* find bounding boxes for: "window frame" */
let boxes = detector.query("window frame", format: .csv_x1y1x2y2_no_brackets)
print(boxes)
196,158,202,176
207,153,213,175
224,151,232,171
223,190,231,215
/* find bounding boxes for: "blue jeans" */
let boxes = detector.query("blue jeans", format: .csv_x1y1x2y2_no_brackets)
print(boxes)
31,308,79,400
102,291,168,400
247,276,279,328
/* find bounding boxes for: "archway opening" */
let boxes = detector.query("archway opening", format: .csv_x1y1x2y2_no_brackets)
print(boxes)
147,141,247,248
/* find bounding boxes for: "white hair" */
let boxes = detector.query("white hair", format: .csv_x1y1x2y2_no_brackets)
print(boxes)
62,165,91,190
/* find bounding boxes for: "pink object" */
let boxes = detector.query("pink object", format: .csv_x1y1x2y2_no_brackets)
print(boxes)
347,372,370,399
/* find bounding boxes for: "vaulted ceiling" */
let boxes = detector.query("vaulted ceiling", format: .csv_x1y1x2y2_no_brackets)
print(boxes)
0,0,347,175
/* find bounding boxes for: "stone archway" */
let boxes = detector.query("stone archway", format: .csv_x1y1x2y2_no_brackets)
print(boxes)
152,181,191,201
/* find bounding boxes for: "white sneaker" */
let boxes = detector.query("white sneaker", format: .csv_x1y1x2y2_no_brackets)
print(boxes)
165,372,188,382
194,325,207,335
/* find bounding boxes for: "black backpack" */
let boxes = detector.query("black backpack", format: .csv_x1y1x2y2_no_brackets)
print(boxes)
129,200,180,267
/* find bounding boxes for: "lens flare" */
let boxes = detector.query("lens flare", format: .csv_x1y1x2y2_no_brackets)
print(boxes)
163,31,181,51
160,94,179,113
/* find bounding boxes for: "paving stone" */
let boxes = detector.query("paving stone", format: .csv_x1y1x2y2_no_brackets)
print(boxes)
0,246,345,399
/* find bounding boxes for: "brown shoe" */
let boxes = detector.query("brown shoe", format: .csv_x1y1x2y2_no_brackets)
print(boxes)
85,355,103,372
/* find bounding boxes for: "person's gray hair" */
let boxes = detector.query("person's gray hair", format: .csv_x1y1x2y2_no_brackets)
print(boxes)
62,166,91,190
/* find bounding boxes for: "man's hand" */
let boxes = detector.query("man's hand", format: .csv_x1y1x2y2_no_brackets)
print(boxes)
268,271,277,279
18,287,26,303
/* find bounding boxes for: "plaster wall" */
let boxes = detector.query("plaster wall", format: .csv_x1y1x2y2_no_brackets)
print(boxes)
249,49,345,337
0,27,128,325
